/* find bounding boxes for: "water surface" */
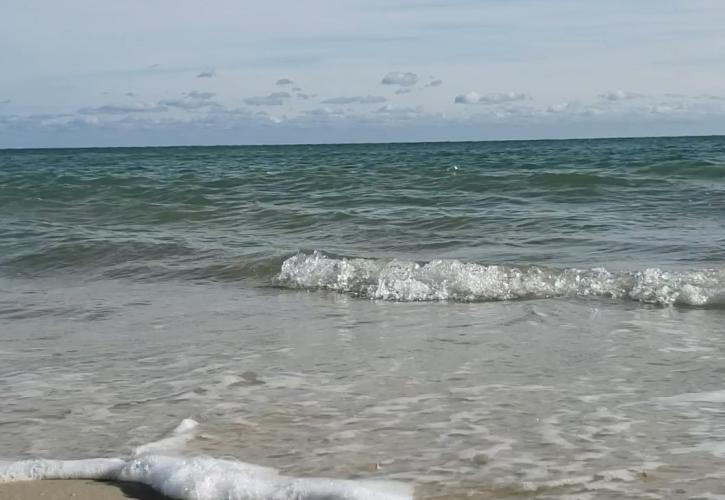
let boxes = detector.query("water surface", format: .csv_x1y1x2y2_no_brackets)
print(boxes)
1,137,725,499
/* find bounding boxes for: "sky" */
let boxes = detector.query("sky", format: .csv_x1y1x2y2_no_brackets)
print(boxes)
2,0,725,147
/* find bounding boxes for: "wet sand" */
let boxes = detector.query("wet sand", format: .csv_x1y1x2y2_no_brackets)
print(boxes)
0,480,170,500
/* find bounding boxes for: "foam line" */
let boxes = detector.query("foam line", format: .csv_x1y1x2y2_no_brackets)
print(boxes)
276,251,725,306
0,458,125,482
119,454,412,500
0,419,412,500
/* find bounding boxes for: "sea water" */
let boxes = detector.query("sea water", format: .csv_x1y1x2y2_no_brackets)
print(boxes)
1,137,725,498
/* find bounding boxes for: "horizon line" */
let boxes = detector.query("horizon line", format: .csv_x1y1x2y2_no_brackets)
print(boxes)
1,132,723,151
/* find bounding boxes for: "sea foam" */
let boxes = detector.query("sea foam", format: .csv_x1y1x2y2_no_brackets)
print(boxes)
0,420,412,500
275,252,725,306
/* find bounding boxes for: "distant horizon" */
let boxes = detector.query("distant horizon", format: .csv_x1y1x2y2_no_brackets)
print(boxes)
2,132,724,152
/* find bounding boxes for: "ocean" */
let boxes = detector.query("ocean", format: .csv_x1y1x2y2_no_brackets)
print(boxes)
1,136,725,499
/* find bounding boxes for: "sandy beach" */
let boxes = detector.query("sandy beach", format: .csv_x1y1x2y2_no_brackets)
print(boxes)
0,480,170,500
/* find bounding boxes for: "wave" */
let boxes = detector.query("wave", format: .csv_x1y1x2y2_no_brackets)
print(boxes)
275,252,725,306
2,239,197,275
0,419,411,500
528,172,632,188
636,160,725,179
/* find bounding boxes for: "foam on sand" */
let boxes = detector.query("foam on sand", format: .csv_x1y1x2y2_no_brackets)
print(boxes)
119,455,411,500
0,420,412,500
0,458,125,482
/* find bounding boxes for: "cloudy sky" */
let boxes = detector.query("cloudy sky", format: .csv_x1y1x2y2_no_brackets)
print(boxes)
2,0,725,147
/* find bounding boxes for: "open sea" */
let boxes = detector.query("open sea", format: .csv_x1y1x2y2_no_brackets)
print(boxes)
1,136,725,499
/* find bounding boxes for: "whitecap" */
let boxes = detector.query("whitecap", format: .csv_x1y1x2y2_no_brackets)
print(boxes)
275,251,725,306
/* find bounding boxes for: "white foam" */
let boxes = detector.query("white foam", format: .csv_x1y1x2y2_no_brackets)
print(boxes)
0,419,412,500
0,458,124,482
593,469,638,482
671,441,725,458
119,455,412,500
657,390,725,404
539,416,575,449
514,468,641,494
134,418,199,456
0,456,411,500
276,251,725,306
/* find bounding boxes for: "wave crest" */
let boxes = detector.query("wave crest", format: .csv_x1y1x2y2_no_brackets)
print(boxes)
275,252,725,306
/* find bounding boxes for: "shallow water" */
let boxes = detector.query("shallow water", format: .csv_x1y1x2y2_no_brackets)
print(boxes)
2,278,725,498
1,138,725,498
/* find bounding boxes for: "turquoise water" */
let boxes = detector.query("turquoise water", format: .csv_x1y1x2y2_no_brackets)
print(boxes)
2,137,725,499
1,137,724,284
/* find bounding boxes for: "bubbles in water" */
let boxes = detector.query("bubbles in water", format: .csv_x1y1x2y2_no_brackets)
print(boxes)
276,251,725,306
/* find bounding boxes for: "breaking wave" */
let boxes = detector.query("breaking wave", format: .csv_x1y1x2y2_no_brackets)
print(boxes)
275,252,725,307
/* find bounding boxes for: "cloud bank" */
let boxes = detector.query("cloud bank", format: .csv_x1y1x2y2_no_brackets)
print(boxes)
599,90,645,101
244,92,291,106
321,95,387,105
455,91,531,105
79,103,168,115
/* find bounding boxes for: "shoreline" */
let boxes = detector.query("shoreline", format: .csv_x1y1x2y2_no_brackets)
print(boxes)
0,479,171,500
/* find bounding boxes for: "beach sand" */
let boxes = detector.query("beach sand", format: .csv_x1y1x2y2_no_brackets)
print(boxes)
0,480,170,500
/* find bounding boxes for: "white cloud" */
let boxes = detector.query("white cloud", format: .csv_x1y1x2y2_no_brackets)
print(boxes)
186,91,215,100
375,104,426,120
454,91,480,104
6,96,725,149
454,91,531,105
79,103,168,115
158,100,212,110
157,91,219,110
476,92,531,105
543,101,607,117
243,92,291,106
395,88,413,95
296,92,314,100
0,99,10,105
303,107,345,117
648,103,685,114
196,70,215,78
276,78,294,86
599,90,644,101
662,93,725,102
321,95,387,105
546,101,580,114
381,71,418,87
425,79,443,88
696,94,725,101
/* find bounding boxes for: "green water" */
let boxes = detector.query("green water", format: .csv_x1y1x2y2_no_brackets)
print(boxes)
1,137,724,286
